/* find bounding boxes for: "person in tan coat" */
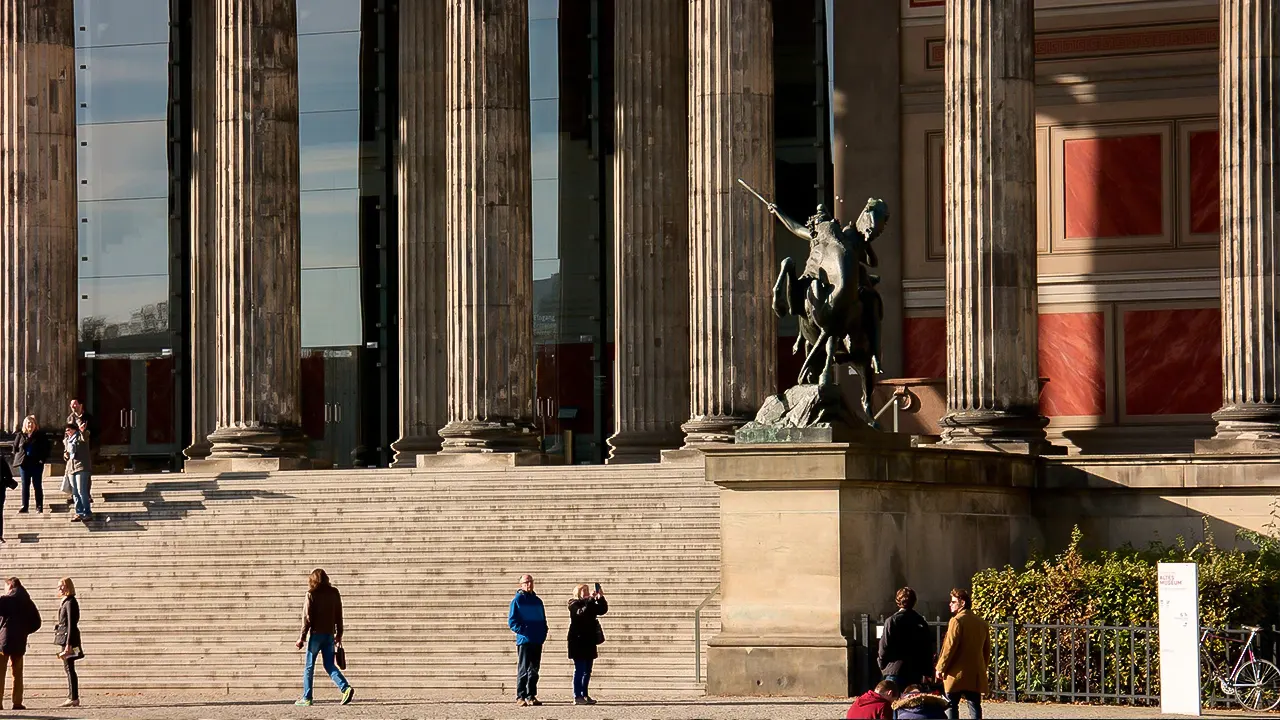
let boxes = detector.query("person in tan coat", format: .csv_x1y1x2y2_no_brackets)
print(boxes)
934,588,991,719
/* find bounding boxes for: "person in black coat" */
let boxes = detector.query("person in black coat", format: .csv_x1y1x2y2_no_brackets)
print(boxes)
0,577,41,711
54,577,82,707
12,416,50,514
878,587,935,689
567,583,609,705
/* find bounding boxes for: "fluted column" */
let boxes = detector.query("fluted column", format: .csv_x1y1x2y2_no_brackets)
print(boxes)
1201,0,1280,452
391,0,448,466
938,0,1047,449
185,0,216,460
0,0,77,434
439,0,538,453
683,0,776,447
608,0,690,463
206,0,305,458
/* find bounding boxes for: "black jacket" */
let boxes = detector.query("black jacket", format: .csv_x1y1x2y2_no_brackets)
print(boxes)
54,596,80,650
878,608,934,683
11,431,50,469
0,586,42,656
566,597,608,660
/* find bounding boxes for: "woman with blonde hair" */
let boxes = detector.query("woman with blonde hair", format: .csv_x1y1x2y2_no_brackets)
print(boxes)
11,415,49,514
566,583,608,705
54,577,82,707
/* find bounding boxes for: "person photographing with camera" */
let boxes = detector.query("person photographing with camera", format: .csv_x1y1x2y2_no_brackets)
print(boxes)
567,582,609,705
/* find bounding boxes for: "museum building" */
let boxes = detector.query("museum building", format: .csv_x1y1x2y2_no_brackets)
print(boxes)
0,0,1275,472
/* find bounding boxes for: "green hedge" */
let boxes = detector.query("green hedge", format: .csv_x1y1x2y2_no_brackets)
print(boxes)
967,521,1280,703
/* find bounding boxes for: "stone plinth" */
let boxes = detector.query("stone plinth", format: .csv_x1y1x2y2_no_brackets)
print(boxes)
416,451,545,469
1201,0,1280,453
184,457,310,473
703,442,1035,696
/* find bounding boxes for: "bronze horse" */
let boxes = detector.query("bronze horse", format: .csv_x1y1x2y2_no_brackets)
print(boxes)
768,198,889,425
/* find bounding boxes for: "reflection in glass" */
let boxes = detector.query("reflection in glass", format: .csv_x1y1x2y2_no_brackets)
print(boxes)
78,275,168,340
531,99,559,181
530,0,559,20
302,268,362,347
78,198,169,277
77,121,168,201
301,190,360,269
76,43,169,124
532,179,560,261
298,32,360,113
74,0,169,48
300,111,359,191
297,0,361,34
529,19,559,101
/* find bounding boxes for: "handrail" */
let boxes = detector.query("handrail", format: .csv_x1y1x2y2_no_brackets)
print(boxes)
872,387,913,433
694,582,720,683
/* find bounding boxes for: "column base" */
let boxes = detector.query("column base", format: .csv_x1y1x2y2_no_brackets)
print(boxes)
183,440,212,461
439,420,540,454
706,633,852,697
606,429,684,464
184,457,311,473
1196,405,1280,454
390,432,444,468
681,416,751,447
417,451,545,469
938,409,1056,455
206,423,308,460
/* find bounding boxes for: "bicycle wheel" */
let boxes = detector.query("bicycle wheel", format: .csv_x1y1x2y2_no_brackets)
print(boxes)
1232,659,1280,711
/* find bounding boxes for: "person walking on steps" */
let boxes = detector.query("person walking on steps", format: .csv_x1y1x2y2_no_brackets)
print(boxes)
0,577,41,711
12,416,49,515
567,583,609,705
54,577,83,708
62,423,92,522
508,574,547,707
294,568,354,706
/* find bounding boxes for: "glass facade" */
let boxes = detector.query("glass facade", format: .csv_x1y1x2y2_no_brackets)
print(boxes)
68,0,829,471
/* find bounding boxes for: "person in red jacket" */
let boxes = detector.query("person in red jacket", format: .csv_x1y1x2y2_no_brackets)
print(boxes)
846,679,900,719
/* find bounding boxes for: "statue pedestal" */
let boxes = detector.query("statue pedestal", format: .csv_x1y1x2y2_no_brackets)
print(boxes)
701,441,1036,697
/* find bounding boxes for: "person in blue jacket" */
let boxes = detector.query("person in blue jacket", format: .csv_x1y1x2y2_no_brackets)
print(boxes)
508,574,548,707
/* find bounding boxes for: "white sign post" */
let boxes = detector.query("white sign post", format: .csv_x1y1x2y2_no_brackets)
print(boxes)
1158,562,1201,716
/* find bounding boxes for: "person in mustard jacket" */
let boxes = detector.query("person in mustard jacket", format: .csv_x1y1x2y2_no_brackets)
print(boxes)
934,588,991,720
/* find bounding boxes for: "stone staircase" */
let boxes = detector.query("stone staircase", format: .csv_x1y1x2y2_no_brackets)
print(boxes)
0,464,720,697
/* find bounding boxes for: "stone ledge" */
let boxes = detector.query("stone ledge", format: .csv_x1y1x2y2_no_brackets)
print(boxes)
416,452,545,469
182,457,310,473
1043,453,1280,489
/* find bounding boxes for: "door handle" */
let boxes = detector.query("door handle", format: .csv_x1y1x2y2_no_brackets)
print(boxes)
119,409,126,429
335,403,341,423
130,409,136,428
324,403,331,424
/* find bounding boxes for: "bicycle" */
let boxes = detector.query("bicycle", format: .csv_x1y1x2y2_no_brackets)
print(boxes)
1199,625,1280,711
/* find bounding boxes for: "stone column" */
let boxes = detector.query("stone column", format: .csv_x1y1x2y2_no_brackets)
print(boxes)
683,0,776,447
184,0,216,460
607,0,690,463
938,0,1047,450
1201,0,1280,453
205,0,305,460
438,0,539,455
0,0,78,434
390,0,448,467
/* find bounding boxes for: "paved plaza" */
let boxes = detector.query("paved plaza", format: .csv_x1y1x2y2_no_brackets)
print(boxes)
0,691,1267,719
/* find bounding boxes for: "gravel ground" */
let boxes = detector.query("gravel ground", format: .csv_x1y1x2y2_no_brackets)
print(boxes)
0,690,1267,719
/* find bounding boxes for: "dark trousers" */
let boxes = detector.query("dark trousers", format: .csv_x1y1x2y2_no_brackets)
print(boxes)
945,690,982,719
516,643,542,700
64,657,78,701
19,464,43,512
573,658,593,698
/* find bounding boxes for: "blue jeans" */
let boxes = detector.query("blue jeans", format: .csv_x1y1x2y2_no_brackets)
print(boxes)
302,633,349,700
70,471,91,516
516,642,542,699
945,690,982,719
19,463,43,511
573,658,593,698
